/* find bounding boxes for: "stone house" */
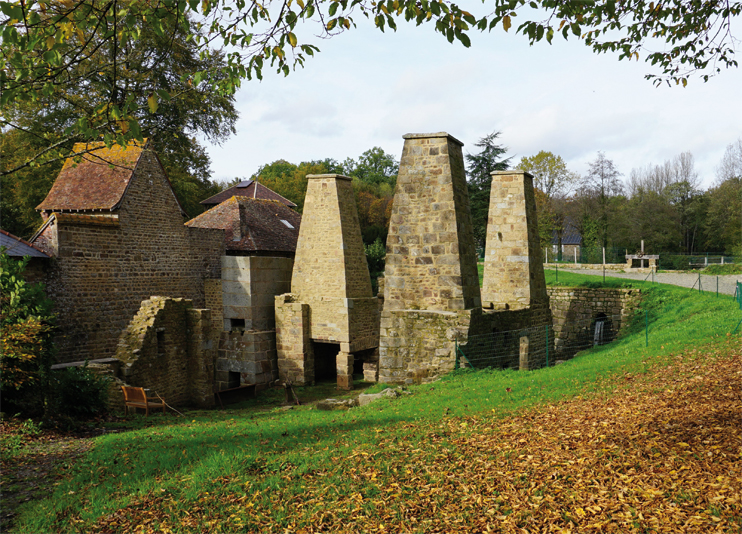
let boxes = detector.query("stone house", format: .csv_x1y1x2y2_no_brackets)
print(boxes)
186,196,301,390
30,140,224,365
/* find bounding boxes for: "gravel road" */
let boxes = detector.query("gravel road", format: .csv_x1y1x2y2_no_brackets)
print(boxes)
556,267,742,296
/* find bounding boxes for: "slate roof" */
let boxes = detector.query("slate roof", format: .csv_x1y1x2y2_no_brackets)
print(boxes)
201,180,297,208
0,229,50,258
552,218,582,246
186,197,301,254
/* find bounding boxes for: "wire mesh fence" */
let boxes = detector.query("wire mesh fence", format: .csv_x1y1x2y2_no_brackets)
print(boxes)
456,313,630,371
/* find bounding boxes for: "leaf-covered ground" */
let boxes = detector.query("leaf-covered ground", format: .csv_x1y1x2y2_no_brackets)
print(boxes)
90,339,741,533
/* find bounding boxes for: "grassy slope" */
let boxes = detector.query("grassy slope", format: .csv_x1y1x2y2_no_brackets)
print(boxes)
13,273,742,532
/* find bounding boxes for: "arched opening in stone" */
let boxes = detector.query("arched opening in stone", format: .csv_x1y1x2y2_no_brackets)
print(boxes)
313,342,339,382
591,313,614,346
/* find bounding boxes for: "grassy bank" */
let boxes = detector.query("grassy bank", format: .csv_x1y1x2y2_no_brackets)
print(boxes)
11,273,742,532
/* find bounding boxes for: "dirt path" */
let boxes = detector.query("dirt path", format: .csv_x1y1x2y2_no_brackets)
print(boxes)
559,267,742,296
0,426,93,532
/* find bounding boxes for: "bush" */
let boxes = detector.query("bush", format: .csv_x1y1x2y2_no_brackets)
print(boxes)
1,250,56,416
365,238,386,295
49,365,109,420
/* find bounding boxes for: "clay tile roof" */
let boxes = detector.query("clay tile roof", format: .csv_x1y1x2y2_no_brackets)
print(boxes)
0,229,51,258
186,197,301,254
200,180,297,208
36,141,146,212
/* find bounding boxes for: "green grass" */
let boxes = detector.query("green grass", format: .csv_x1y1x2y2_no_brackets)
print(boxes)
12,273,742,533
702,263,742,275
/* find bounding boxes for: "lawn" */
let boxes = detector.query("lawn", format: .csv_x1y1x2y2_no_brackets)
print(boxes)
6,272,742,533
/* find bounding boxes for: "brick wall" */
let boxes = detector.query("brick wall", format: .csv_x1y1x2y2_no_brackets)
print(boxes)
38,148,224,362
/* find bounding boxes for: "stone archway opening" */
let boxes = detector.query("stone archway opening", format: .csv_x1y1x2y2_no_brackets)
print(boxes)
313,342,339,383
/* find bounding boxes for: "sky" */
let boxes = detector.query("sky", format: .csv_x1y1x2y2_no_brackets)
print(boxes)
203,13,742,191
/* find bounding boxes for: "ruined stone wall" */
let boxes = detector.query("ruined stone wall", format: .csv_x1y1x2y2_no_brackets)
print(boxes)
40,149,224,362
274,294,313,385
482,170,548,311
547,287,641,358
216,330,277,390
204,279,223,332
116,297,216,407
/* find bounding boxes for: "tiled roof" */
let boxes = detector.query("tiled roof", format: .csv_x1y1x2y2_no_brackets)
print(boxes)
186,197,301,254
0,229,51,258
36,141,145,212
201,180,297,208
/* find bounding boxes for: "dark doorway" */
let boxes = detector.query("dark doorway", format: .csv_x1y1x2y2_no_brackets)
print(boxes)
313,342,339,382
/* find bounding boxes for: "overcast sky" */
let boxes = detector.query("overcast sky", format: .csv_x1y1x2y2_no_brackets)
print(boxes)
203,15,742,191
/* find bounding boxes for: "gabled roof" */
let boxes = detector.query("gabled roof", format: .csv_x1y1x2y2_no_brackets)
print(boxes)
36,141,148,213
201,180,297,208
186,197,301,254
0,229,51,258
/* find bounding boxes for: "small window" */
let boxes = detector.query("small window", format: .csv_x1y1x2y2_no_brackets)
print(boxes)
280,219,295,229
230,318,245,332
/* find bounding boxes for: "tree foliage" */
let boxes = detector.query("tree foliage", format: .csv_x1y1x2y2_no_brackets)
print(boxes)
517,150,577,249
0,14,236,236
0,251,55,414
465,131,511,250
2,0,738,171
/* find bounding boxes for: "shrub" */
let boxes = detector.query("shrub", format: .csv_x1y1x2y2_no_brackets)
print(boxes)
364,238,386,275
49,365,110,420
0,250,56,415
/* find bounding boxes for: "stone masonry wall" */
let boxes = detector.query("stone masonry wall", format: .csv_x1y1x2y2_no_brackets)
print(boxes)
547,287,641,358
379,133,484,384
482,170,548,311
288,174,379,348
274,294,314,385
384,133,481,311
221,256,293,331
216,330,277,390
116,297,216,408
39,148,224,363
276,174,379,389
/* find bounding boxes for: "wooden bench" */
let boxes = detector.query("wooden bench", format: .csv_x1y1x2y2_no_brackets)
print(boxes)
121,386,166,416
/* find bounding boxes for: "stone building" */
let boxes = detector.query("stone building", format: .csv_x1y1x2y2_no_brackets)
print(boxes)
200,179,297,209
378,133,553,384
186,196,301,390
31,140,224,364
275,174,380,389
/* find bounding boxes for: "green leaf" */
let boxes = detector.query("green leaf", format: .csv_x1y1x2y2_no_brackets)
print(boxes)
147,93,158,114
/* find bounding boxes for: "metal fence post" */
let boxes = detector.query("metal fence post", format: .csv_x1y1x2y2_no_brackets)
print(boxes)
645,310,649,347
698,272,702,293
556,263,558,284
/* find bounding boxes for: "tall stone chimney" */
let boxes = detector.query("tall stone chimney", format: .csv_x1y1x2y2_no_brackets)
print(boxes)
481,170,548,311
